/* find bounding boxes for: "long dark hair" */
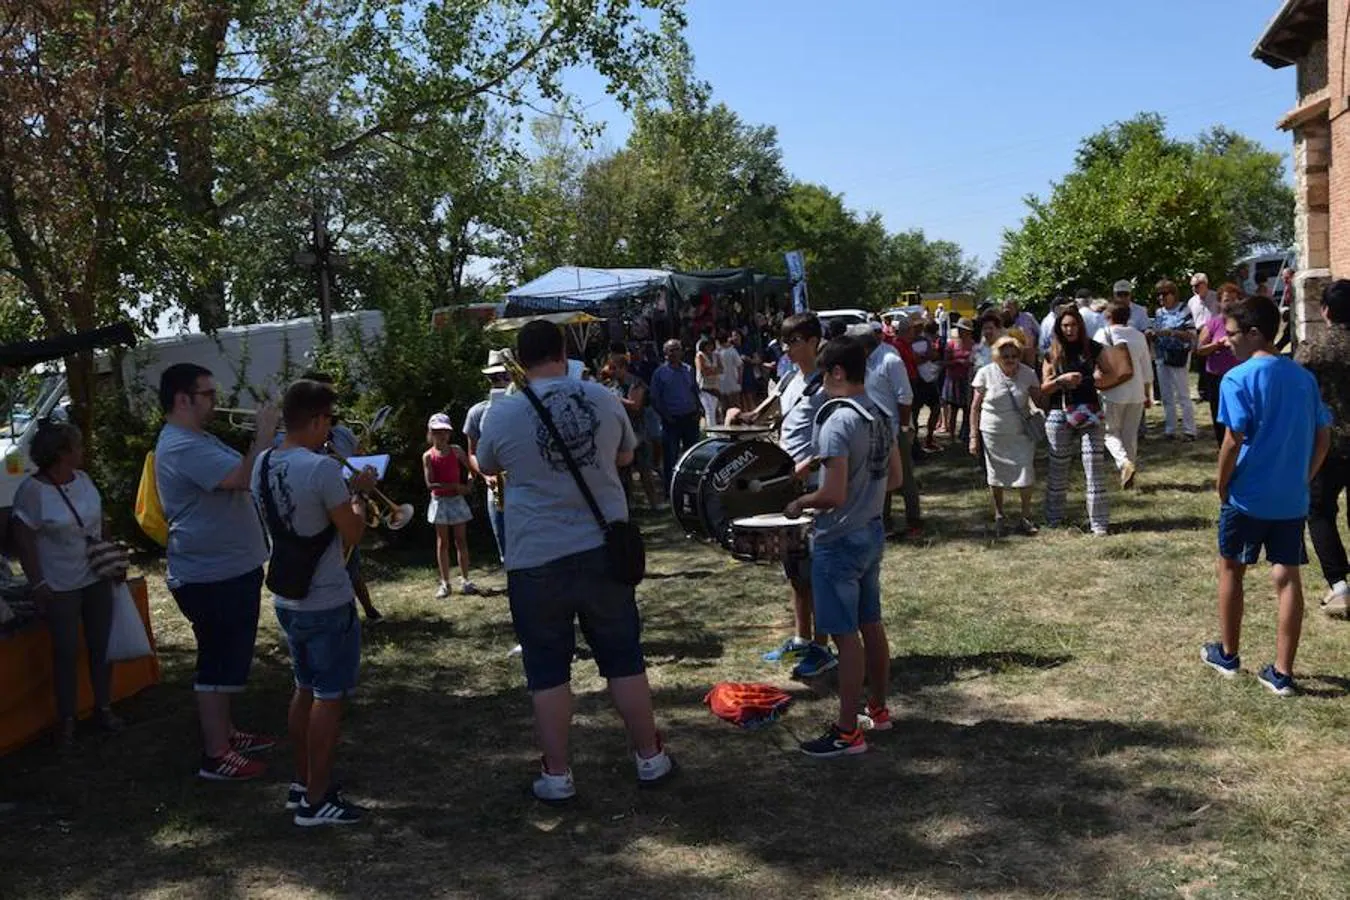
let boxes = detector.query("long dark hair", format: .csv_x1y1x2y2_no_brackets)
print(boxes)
1049,306,1091,369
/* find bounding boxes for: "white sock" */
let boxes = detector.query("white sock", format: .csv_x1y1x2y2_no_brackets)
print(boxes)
1334,580,1348,597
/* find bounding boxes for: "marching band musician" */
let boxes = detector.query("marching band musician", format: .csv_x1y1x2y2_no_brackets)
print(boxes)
155,363,278,783
250,378,378,826
476,320,674,802
298,370,382,623
463,349,513,565
759,313,837,680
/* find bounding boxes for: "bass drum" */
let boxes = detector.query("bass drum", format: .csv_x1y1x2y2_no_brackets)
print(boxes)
671,438,797,550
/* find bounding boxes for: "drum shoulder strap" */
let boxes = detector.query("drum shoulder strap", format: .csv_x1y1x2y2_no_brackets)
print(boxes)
814,397,876,427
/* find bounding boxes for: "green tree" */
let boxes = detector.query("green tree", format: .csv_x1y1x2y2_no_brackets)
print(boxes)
993,114,1279,301
0,0,684,444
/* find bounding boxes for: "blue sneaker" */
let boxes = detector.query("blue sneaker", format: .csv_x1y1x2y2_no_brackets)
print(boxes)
791,644,838,679
1201,642,1239,678
1258,664,1296,698
763,636,810,663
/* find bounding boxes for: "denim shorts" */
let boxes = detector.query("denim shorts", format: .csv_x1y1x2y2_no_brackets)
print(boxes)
811,519,885,635
275,602,362,700
170,567,264,693
508,546,646,691
1218,503,1309,567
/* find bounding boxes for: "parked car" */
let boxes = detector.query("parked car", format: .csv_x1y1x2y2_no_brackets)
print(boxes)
814,308,871,335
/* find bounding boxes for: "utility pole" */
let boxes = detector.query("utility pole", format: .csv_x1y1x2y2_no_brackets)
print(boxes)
293,201,347,342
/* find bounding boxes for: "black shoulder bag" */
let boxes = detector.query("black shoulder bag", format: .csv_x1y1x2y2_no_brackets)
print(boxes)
521,384,646,586
257,450,338,600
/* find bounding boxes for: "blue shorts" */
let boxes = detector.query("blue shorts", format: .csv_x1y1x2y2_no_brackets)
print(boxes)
170,567,264,693
811,519,885,635
1218,504,1309,567
508,546,646,691
275,602,362,700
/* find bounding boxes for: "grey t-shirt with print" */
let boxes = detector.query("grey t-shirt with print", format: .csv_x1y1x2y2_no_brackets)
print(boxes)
250,447,352,611
476,377,637,572
810,395,893,545
155,424,267,588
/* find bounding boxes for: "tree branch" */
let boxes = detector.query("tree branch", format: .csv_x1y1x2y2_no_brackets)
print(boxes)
216,19,562,218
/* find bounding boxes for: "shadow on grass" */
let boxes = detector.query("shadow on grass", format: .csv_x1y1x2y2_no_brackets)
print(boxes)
1134,479,1214,496
1296,674,1350,700
1112,514,1214,533
891,651,1073,692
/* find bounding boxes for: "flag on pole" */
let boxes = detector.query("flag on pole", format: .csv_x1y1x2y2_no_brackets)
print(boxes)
784,250,808,313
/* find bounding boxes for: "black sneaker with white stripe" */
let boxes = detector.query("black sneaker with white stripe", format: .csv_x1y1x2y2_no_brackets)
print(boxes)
285,780,343,811
293,788,363,827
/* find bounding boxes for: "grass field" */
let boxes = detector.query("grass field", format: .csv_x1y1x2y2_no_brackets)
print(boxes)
3,405,1350,900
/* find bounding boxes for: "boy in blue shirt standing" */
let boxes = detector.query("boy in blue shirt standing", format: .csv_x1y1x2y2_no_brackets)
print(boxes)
786,337,903,756
1202,296,1332,696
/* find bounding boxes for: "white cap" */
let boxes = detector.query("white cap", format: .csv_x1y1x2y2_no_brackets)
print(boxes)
427,413,453,431
1112,280,1133,294
1190,272,1208,287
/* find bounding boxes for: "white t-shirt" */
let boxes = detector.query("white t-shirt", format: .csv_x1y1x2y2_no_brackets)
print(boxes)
11,471,102,592
911,338,941,383
972,363,1040,436
1093,325,1152,405
718,345,743,394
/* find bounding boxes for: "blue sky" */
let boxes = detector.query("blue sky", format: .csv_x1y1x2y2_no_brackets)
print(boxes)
567,0,1297,271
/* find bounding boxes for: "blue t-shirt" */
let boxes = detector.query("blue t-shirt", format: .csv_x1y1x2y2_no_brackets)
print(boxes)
155,424,268,588
1218,355,1332,520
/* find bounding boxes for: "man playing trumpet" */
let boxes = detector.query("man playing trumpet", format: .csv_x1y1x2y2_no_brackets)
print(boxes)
251,378,378,826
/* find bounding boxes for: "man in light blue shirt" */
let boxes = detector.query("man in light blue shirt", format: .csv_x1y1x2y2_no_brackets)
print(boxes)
156,363,278,782
477,320,674,802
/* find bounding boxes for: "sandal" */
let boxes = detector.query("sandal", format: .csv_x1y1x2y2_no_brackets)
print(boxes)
1018,518,1040,536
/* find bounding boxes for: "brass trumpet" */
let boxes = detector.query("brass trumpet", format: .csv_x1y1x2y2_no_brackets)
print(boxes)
325,442,415,531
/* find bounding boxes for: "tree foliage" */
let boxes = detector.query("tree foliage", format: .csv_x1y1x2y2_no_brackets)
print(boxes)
0,0,684,443
995,113,1293,302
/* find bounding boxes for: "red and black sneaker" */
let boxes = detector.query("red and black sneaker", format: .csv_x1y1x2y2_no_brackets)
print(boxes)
861,705,893,732
799,723,867,759
229,731,277,754
198,749,266,782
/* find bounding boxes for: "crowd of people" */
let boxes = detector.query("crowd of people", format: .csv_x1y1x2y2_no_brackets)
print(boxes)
5,270,1347,822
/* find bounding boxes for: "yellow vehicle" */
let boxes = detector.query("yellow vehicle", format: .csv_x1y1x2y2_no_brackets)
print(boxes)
898,290,978,321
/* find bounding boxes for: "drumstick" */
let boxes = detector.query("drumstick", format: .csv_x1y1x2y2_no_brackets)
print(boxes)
746,473,794,493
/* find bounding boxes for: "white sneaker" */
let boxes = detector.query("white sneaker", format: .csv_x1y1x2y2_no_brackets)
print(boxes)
459,577,477,595
1320,583,1349,616
434,582,449,599
506,644,523,658
635,745,676,787
532,765,576,803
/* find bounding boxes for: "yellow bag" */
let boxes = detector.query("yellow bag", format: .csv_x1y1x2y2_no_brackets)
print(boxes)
134,451,168,547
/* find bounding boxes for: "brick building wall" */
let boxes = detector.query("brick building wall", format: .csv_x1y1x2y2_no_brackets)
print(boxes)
1327,0,1350,278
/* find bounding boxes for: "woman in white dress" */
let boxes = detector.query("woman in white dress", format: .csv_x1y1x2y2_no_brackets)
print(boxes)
694,337,721,427
970,336,1045,536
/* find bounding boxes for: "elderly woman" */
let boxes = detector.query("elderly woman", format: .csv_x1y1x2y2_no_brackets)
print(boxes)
970,336,1044,535
10,420,122,746
1149,278,1197,441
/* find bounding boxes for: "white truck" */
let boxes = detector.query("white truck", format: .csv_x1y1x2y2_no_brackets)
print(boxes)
0,311,384,510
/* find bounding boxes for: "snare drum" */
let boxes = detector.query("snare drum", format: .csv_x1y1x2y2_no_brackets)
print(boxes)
730,513,812,563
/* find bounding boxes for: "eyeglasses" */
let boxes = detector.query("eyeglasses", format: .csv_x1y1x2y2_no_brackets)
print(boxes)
784,334,809,346
998,351,1021,359
191,388,217,400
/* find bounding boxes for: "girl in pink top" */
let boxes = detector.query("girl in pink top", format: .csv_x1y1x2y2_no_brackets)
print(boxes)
423,414,475,597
